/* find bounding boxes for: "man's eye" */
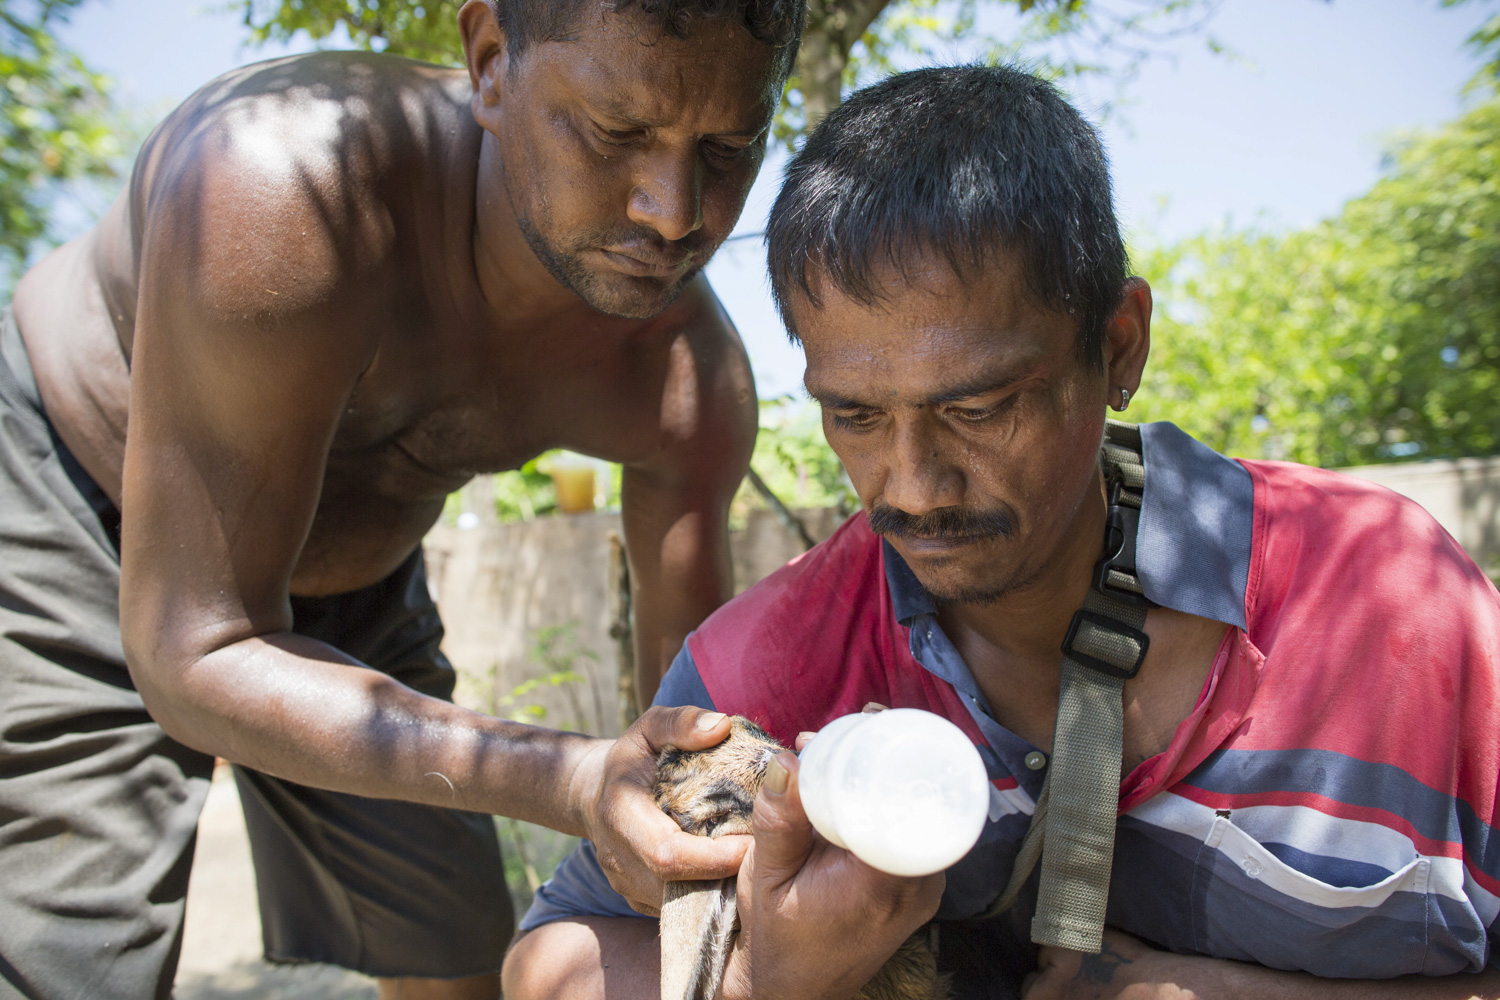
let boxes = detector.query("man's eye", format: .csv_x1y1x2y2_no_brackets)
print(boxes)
593,125,641,148
829,410,880,432
949,405,997,423
702,140,749,164
948,394,1019,424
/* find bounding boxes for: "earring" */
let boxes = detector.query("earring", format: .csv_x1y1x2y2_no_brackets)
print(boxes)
1112,388,1131,412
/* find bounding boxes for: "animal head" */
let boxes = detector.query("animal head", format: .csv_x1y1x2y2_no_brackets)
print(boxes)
654,716,786,838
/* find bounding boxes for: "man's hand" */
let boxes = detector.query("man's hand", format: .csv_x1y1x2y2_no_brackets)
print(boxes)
718,752,945,1000
1024,930,1191,1000
576,706,749,915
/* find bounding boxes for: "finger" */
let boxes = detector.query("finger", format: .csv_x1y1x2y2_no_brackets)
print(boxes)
861,702,889,713
748,752,815,886
793,731,817,752
607,824,748,912
633,704,730,754
634,803,750,882
1032,944,1083,987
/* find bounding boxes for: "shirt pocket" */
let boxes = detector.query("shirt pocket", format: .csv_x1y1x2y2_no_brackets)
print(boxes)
1190,814,1434,978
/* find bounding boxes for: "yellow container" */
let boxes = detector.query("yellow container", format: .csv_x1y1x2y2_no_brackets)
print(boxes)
550,463,597,514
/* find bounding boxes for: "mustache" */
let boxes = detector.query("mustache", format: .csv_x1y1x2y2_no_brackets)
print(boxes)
574,224,717,260
866,502,1014,540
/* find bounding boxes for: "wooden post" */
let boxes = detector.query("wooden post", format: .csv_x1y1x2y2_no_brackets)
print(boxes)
608,531,639,730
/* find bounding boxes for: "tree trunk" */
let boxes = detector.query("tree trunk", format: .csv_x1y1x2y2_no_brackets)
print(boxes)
797,0,896,130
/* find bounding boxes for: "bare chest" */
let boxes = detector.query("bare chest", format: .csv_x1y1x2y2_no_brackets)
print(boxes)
325,326,672,502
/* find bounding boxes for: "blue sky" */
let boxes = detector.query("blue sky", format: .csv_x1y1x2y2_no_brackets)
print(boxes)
59,0,1494,396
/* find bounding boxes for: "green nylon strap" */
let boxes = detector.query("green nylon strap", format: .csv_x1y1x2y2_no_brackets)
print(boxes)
1030,585,1146,952
984,421,1149,954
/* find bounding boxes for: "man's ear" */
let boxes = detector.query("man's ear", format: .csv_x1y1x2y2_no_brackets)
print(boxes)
458,0,508,121
1103,277,1151,407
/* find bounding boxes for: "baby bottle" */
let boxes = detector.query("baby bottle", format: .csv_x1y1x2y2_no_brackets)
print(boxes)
796,708,990,877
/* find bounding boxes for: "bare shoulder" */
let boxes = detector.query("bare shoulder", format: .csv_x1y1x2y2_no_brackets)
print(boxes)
129,52,473,323
643,276,758,449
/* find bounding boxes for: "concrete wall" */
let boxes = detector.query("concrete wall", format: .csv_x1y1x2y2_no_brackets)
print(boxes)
1337,456,1500,576
422,507,847,736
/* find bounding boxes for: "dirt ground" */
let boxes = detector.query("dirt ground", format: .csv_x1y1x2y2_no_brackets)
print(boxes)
174,769,377,1000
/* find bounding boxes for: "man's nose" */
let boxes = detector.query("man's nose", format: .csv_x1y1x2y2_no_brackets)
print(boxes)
627,147,704,243
880,421,965,516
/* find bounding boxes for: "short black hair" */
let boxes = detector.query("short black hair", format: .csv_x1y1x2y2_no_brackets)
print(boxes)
491,0,805,76
766,65,1128,369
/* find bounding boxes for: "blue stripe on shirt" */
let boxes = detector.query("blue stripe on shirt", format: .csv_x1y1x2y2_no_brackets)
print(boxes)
1186,747,1500,880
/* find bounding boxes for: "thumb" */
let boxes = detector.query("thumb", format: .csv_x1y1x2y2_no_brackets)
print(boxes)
749,752,815,886
635,705,731,753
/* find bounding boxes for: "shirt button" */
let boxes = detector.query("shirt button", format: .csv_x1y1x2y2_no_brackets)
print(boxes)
1025,751,1048,771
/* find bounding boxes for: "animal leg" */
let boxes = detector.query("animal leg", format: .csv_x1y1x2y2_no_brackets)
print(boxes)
660,877,739,1000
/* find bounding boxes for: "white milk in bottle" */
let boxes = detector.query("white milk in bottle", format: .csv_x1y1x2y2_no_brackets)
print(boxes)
797,708,990,877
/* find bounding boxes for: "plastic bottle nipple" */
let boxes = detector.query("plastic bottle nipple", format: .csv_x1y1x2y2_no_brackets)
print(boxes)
796,708,990,877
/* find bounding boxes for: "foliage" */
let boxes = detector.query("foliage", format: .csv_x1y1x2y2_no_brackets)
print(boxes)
519,622,608,735
1131,93,1500,466
235,0,1228,144
731,396,855,526
239,0,457,63
453,620,609,735
0,0,124,279
498,815,577,915
1445,0,1499,95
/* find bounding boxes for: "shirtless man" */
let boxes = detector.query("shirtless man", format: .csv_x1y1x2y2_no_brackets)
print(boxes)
0,1,802,997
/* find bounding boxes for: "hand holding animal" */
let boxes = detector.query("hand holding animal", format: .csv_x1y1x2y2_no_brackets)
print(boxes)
653,716,952,1000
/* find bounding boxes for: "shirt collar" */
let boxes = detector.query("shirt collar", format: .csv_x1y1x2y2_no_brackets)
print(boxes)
882,538,936,624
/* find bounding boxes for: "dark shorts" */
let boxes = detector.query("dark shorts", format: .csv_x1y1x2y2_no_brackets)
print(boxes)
0,309,512,999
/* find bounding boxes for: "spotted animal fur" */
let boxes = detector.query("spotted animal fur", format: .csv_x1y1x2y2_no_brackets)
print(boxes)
653,715,950,1000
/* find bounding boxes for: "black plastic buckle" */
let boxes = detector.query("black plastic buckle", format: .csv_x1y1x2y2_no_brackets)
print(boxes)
1091,501,1154,608
1062,610,1149,679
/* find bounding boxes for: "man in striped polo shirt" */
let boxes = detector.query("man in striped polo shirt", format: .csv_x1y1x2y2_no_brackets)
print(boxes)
502,66,1500,1000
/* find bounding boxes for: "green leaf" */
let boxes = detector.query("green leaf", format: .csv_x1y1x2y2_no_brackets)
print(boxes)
0,0,129,279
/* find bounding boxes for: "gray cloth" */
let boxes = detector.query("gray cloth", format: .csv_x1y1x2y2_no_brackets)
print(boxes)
0,308,511,999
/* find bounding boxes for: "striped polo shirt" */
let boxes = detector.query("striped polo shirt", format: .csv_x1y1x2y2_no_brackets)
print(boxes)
521,421,1500,978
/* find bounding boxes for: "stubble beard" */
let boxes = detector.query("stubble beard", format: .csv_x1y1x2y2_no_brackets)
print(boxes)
913,553,1036,608
515,214,705,319
868,501,1028,606
504,168,711,320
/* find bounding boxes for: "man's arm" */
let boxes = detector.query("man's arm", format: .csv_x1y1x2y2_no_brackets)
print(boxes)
1025,931,1500,1000
115,130,741,910
621,283,757,705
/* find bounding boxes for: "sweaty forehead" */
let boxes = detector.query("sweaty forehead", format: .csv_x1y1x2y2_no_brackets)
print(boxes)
797,256,1072,405
523,8,781,132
